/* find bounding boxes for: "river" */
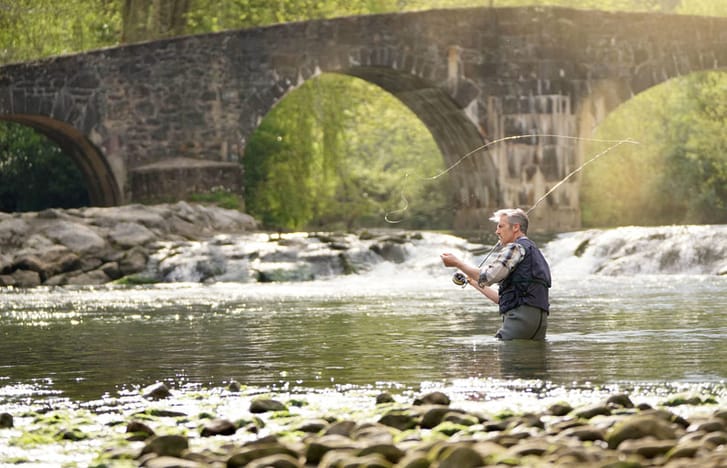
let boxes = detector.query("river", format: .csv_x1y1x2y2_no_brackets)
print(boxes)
0,225,725,464
0,226,727,466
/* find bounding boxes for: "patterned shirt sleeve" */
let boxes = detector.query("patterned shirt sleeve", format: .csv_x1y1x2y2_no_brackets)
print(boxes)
478,242,526,286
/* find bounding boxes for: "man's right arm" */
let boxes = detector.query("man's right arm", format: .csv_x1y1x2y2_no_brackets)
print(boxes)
478,243,524,287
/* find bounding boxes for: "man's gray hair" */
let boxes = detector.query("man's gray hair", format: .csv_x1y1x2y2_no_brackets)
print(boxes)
490,208,529,234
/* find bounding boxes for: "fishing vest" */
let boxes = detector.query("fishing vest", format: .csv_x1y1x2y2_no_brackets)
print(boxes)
498,237,551,314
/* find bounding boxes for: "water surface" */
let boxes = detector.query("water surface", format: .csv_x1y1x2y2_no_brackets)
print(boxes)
1,228,725,403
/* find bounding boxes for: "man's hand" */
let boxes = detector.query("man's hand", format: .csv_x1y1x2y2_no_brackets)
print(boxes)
440,253,460,268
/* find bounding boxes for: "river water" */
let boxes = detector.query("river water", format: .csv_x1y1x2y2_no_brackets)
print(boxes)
1,225,725,406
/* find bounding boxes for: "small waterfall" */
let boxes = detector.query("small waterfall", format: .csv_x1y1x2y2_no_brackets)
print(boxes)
543,225,727,276
144,225,726,283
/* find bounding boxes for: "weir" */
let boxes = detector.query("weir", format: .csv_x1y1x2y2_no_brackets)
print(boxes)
147,225,727,284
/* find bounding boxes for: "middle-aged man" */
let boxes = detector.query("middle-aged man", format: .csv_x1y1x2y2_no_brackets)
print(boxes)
440,208,551,340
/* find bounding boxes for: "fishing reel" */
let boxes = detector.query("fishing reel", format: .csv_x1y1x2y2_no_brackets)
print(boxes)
452,271,467,288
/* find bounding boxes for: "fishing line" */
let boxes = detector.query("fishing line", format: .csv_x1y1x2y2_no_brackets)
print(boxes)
384,179,409,224
384,133,639,224
424,134,639,181
379,133,639,286
463,137,638,273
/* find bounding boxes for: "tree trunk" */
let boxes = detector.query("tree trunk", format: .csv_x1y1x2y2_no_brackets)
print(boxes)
121,0,190,43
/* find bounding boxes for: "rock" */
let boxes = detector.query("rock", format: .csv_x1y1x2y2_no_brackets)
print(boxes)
249,398,287,413
323,420,356,437
0,412,13,428
245,454,302,468
320,452,391,468
548,402,573,416
665,440,702,460
420,406,463,429
618,437,676,458
506,439,551,457
43,220,107,253
65,269,110,285
688,418,725,433
350,423,395,444
99,261,122,280
375,392,395,404
109,222,157,247
84,205,168,230
606,393,635,408
378,410,418,431
606,414,678,449
10,269,41,288
200,418,237,437
140,434,189,458
559,425,605,442
574,404,611,419
142,382,172,400
0,253,11,273
413,391,450,406
141,456,203,468
126,420,155,441
119,246,149,276
227,442,301,468
304,434,361,465
296,419,330,434
395,453,430,468
0,217,30,247
369,242,407,263
435,444,485,468
701,431,727,447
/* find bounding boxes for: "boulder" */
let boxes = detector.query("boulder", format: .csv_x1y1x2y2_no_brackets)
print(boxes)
43,220,106,253
109,222,157,247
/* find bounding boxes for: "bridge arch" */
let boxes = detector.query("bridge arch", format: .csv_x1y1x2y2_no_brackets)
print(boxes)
0,115,122,207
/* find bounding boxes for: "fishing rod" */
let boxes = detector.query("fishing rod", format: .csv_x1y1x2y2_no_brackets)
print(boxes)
450,136,637,287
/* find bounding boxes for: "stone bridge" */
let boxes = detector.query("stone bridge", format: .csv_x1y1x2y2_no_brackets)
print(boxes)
1,6,726,232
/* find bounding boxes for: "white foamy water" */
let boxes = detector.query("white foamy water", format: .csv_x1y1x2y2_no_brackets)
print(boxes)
146,225,727,286
543,224,727,277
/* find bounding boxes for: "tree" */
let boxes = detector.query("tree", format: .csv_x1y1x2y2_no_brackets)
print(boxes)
0,0,120,64
120,0,191,43
659,72,727,224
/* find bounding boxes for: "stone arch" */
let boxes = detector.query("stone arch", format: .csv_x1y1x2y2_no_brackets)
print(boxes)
249,66,499,228
342,66,499,218
0,114,122,207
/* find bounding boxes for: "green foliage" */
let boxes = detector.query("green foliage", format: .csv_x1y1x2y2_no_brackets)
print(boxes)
244,74,450,231
183,0,727,35
581,71,727,227
0,0,120,64
0,122,89,212
659,73,727,224
187,187,245,210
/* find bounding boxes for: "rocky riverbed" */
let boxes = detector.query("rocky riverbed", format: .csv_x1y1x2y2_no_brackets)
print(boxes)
0,383,725,467
0,203,258,288
0,203,425,288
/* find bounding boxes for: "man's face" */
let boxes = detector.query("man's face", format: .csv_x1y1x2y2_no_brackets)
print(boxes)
495,214,518,244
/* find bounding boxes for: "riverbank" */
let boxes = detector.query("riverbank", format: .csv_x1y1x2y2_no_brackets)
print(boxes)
0,382,725,467
0,203,429,288
0,203,258,288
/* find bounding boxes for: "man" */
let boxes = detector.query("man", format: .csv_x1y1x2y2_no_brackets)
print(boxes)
440,208,551,340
